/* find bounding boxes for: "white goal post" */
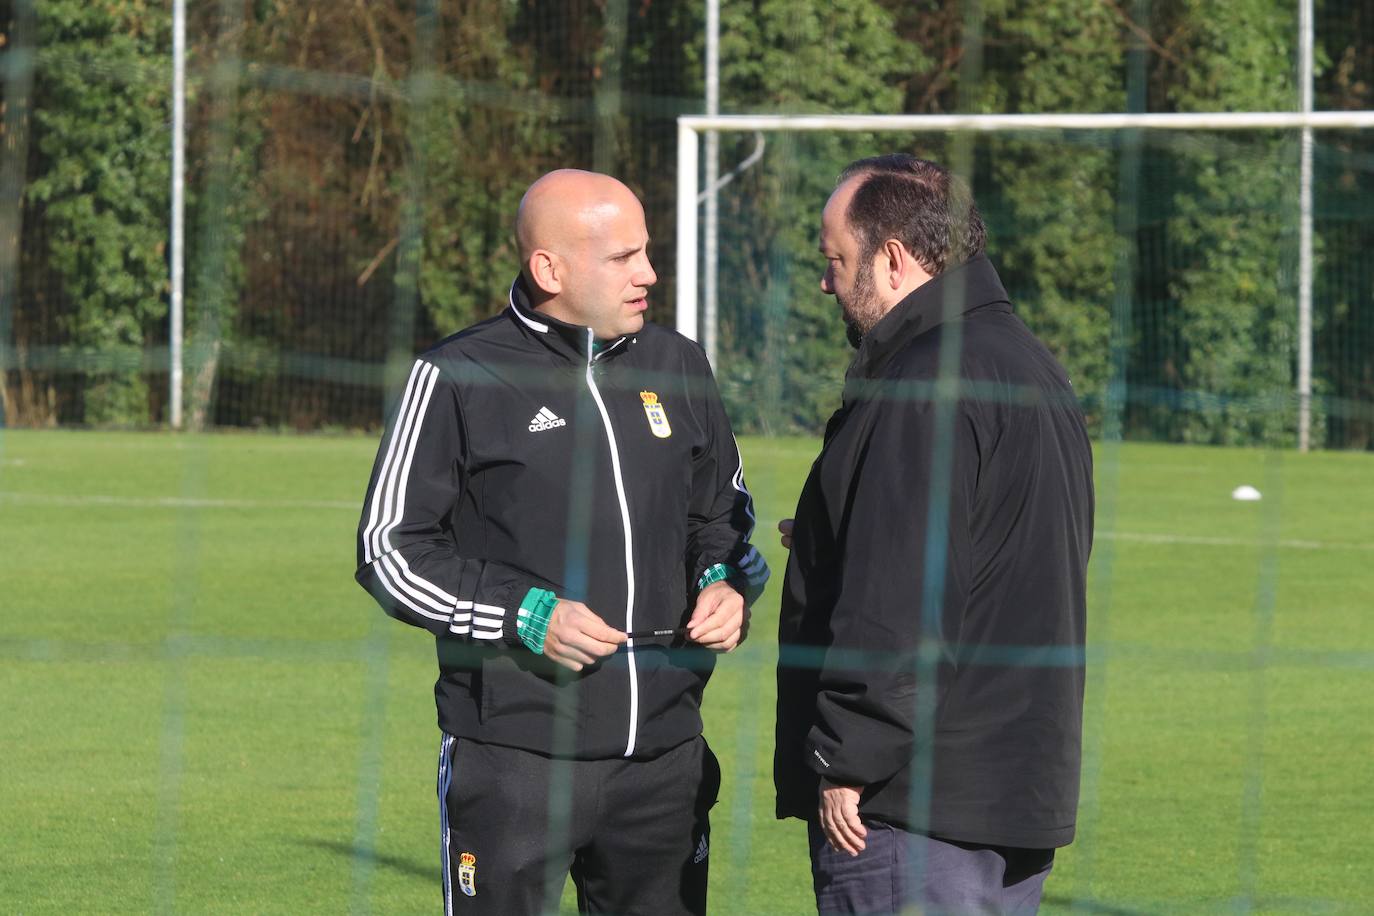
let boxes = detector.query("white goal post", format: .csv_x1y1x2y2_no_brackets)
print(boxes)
675,109,1374,450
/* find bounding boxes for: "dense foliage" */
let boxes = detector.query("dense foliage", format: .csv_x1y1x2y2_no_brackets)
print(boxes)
2,0,1371,446
13,1,170,425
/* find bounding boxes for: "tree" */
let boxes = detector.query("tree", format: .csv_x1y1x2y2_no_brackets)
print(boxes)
21,0,170,425
712,0,924,433
1151,0,1299,445
967,0,1123,434
1315,0,1374,448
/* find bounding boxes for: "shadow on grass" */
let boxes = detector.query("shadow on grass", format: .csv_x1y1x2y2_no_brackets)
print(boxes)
1041,894,1152,915
303,837,433,882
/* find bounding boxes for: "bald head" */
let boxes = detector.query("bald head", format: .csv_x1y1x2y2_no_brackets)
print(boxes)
515,169,657,339
516,169,642,267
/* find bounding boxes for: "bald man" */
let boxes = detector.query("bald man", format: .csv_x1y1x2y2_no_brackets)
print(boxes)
355,170,769,915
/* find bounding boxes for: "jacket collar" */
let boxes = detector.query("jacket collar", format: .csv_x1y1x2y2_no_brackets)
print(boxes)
847,253,1010,381
506,275,632,366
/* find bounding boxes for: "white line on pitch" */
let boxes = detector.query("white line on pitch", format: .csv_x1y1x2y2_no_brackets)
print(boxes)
8,497,1374,551
0,491,355,511
1099,531,1374,552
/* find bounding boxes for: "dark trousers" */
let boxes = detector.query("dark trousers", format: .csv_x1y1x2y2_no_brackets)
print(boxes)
438,734,719,916
809,820,1054,915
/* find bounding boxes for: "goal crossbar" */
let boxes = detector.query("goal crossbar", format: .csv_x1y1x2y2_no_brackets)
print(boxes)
675,109,1374,337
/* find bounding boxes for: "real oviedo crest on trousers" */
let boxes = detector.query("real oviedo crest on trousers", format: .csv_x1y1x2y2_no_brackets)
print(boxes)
458,852,477,896
640,390,672,439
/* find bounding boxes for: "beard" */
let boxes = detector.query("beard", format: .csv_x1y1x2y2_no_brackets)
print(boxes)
838,261,885,348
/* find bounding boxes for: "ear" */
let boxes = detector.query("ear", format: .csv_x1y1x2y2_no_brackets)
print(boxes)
880,238,907,290
882,238,932,291
527,249,563,296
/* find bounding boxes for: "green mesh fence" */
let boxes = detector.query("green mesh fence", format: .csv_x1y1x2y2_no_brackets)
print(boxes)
705,126,1374,450
2,1,1372,446
3,2,1374,914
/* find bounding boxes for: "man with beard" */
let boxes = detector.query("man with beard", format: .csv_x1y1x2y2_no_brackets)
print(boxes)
774,155,1095,914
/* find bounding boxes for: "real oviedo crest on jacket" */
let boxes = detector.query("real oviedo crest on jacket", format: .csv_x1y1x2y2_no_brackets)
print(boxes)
640,390,672,438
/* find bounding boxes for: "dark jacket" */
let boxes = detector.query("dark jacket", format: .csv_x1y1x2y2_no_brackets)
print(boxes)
774,255,1094,849
357,277,768,761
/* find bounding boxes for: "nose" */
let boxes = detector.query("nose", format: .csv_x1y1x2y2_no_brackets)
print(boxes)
820,265,834,295
636,253,658,289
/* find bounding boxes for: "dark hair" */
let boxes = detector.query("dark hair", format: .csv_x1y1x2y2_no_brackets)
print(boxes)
838,154,986,276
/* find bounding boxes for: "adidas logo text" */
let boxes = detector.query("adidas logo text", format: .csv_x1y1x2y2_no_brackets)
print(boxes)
529,418,565,431
529,407,567,432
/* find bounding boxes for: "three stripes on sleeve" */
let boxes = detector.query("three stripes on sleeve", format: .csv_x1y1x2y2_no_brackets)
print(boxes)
360,359,508,640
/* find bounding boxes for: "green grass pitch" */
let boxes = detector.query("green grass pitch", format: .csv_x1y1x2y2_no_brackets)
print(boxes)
2,430,1372,913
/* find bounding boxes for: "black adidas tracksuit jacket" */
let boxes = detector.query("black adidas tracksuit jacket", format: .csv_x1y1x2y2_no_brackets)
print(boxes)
356,277,768,760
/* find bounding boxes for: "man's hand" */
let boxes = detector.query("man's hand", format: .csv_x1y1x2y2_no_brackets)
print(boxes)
818,780,867,857
778,518,794,550
541,599,626,671
686,580,747,651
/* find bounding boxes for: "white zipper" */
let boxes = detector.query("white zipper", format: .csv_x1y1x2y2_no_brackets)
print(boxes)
585,331,640,757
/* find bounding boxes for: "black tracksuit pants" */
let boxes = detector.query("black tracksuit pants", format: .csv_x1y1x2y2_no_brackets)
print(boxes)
438,734,720,915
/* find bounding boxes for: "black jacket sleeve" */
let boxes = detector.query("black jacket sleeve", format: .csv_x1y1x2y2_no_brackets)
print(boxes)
804,389,977,788
355,358,551,646
684,354,770,604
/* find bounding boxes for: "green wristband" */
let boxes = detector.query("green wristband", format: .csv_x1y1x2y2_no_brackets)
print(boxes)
696,563,738,593
516,587,558,654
